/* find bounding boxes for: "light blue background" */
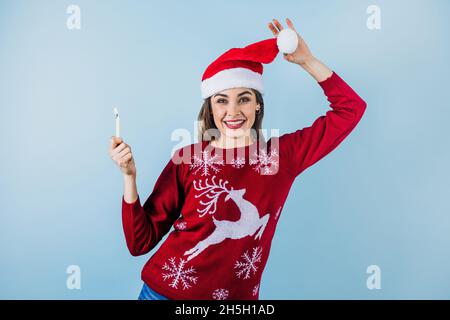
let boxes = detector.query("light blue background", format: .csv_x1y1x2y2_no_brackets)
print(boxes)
1,0,449,299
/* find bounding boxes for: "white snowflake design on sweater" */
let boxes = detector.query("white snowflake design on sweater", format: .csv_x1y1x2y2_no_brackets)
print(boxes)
252,283,260,296
174,220,187,231
230,156,246,169
212,288,229,300
234,246,263,279
190,150,224,176
249,148,279,175
161,257,198,290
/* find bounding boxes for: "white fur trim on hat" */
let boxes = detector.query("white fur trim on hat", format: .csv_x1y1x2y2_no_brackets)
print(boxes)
200,68,264,100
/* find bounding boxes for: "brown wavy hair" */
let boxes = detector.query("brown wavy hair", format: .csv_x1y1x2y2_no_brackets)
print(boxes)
197,88,265,143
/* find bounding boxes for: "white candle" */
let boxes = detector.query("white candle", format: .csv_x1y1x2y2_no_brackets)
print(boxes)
113,107,120,137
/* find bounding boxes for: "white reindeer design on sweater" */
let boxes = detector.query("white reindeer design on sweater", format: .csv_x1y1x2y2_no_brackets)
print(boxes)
184,176,270,262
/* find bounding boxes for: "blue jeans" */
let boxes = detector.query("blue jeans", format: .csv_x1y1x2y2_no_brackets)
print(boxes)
138,282,170,300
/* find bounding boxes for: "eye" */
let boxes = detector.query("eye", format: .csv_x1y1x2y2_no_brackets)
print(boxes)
217,99,227,104
239,97,250,103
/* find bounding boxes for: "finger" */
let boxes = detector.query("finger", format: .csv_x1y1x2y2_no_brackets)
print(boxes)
283,53,293,62
109,138,123,156
272,19,283,32
286,18,297,32
117,146,131,160
118,150,133,163
111,142,127,157
110,136,122,149
119,153,132,166
268,22,278,36
114,149,131,162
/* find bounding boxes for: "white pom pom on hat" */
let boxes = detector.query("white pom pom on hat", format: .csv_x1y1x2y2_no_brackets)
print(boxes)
277,28,299,54
200,29,299,99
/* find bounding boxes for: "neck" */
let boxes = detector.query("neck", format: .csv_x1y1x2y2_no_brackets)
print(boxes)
212,135,255,149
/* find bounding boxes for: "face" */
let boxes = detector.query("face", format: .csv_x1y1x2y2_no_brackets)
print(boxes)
210,87,260,141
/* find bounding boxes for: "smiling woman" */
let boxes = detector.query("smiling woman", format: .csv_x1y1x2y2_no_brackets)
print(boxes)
116,18,366,301
197,87,265,148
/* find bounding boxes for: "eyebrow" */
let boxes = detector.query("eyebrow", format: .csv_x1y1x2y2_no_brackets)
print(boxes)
213,90,253,99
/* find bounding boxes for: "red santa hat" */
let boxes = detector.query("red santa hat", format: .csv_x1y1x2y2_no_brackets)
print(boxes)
200,29,298,99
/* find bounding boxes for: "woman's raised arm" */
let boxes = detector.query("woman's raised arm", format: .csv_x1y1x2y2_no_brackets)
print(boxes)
269,18,367,177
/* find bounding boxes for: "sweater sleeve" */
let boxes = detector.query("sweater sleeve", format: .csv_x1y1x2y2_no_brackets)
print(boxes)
280,71,367,177
121,157,184,256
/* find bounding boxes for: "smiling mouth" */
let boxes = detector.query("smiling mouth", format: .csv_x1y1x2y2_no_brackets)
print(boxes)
223,119,246,129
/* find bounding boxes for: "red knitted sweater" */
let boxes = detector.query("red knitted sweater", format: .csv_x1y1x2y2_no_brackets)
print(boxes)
121,72,366,300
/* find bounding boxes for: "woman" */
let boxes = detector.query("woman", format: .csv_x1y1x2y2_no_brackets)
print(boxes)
109,18,367,300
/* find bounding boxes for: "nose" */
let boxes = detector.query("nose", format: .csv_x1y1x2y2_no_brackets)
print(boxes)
226,102,241,116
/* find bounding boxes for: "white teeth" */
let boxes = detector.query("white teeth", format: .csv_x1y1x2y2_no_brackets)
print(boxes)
225,120,245,124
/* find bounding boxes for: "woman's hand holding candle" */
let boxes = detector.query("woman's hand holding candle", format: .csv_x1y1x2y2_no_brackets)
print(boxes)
109,136,136,177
